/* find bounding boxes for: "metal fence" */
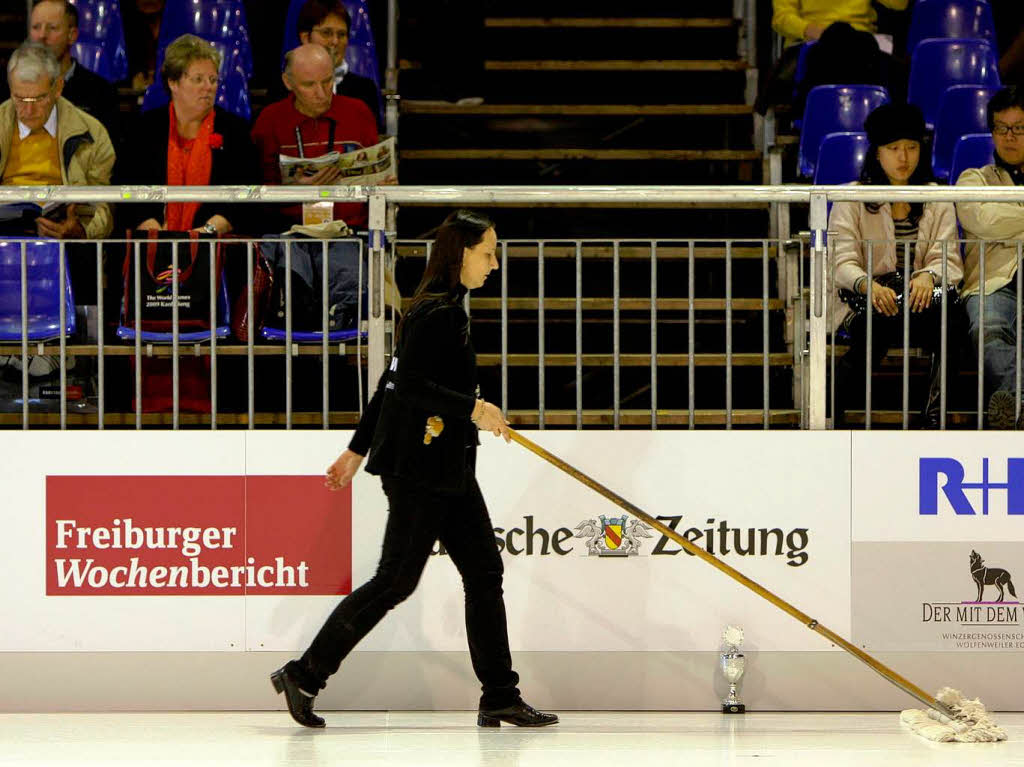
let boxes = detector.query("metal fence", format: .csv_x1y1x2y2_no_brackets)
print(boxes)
2,184,1023,431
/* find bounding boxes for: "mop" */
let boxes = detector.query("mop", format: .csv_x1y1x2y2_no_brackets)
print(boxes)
507,430,1007,743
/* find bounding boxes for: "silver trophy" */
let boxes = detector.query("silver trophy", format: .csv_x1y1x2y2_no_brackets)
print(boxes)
720,625,746,714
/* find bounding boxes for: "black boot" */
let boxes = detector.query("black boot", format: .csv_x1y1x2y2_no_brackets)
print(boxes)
271,665,326,728
478,701,559,727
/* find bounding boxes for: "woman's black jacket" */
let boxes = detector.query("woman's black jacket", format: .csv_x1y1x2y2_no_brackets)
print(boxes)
116,105,260,233
349,292,481,494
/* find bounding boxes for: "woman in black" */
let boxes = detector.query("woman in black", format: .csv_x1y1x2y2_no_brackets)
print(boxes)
271,210,558,730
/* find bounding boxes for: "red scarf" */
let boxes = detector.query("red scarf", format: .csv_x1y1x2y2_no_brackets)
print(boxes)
165,104,215,231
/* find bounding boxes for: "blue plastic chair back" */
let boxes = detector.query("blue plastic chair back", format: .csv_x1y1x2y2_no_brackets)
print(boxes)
281,0,381,110
907,0,996,55
798,85,889,178
0,238,76,341
908,38,1001,129
68,0,128,82
71,40,116,82
157,1,253,78
931,85,996,181
116,273,231,343
949,133,995,184
813,132,870,185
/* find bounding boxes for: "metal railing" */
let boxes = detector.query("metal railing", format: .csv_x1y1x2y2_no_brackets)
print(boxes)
2,184,1023,431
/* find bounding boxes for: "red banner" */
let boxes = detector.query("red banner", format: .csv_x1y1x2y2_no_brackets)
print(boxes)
46,476,351,596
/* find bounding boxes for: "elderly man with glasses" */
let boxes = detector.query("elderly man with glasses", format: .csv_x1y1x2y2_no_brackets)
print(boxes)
956,86,1024,430
0,41,114,241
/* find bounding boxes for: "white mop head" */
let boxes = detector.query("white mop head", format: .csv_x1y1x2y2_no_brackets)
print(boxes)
900,687,1007,743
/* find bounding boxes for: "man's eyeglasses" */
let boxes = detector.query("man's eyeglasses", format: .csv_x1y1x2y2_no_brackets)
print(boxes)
993,124,1024,137
12,91,54,106
312,26,348,41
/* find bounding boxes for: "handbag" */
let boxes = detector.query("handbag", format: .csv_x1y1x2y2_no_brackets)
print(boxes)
839,271,959,317
231,244,275,342
121,229,222,332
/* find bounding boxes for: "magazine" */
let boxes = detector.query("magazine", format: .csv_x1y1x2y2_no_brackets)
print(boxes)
279,137,397,185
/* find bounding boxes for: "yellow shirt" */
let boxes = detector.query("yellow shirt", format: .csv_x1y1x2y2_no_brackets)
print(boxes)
2,129,62,186
772,0,909,47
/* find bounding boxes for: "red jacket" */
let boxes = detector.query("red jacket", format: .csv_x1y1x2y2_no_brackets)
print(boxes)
251,93,378,229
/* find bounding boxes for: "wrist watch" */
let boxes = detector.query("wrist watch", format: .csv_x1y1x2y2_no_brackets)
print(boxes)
201,222,217,235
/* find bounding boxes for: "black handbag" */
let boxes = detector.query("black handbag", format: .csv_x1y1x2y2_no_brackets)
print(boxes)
839,271,959,316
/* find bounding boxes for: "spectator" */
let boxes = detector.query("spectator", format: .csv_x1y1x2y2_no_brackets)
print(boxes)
757,0,909,115
0,41,114,241
251,43,377,231
829,103,962,428
123,0,165,92
296,0,379,119
956,86,1024,429
23,0,120,141
118,34,258,235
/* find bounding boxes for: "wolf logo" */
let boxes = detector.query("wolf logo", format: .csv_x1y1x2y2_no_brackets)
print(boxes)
970,550,1018,603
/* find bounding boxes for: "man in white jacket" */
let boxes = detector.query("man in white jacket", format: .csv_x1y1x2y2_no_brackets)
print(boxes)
956,86,1024,430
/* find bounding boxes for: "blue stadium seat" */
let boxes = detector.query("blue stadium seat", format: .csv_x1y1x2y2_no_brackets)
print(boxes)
157,0,253,79
908,38,1001,130
281,0,382,99
259,326,365,343
798,85,890,178
116,274,230,343
907,0,996,55
931,85,997,181
949,133,995,184
813,132,870,185
68,0,128,82
0,239,76,342
71,40,116,82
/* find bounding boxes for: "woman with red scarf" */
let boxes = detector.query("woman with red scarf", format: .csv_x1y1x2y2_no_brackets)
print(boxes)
119,34,258,234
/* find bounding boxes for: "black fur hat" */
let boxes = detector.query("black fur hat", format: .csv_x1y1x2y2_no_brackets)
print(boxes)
865,103,926,146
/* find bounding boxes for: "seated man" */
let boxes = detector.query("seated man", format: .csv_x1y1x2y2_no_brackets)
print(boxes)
1,42,114,241
251,43,378,232
955,86,1024,430
297,0,379,120
25,0,120,143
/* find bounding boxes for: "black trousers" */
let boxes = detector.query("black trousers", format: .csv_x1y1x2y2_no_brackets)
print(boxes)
836,300,963,423
293,474,522,710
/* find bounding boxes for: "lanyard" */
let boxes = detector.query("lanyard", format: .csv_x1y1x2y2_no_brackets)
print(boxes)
294,117,337,159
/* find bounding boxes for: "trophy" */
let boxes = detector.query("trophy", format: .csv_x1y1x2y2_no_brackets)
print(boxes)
720,625,746,714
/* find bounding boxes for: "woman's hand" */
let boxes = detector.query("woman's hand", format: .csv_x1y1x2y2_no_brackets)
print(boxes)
860,279,900,317
137,218,164,231
325,449,364,491
474,400,510,443
908,273,935,313
192,215,232,235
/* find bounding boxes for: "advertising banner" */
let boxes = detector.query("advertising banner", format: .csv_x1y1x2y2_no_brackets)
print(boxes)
852,433,1024,651
3,431,852,654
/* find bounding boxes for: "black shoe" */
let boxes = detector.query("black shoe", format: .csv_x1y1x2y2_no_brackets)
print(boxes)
988,391,1016,430
478,701,559,727
271,665,325,728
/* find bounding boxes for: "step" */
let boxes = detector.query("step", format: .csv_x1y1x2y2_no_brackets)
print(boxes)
504,409,801,427
401,103,753,116
485,17,737,29
482,60,747,72
475,353,791,367
401,148,760,161
397,245,777,260
404,298,785,311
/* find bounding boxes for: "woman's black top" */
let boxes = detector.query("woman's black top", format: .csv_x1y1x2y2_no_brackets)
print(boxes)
117,105,260,233
349,290,480,494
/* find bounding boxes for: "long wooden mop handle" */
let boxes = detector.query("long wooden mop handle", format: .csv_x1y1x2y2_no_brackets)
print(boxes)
508,428,954,719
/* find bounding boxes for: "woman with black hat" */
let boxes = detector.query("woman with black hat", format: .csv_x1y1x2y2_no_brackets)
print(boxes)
270,209,559,730
828,102,963,428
